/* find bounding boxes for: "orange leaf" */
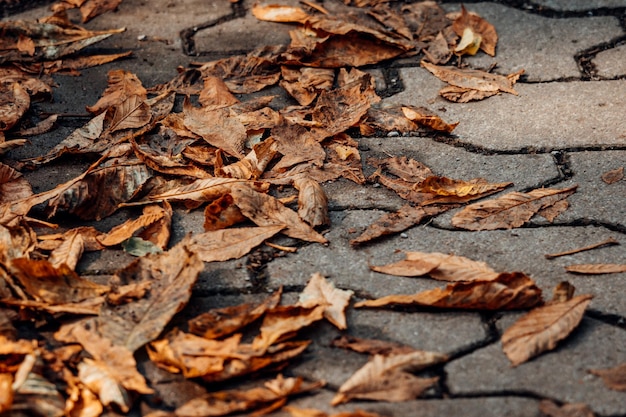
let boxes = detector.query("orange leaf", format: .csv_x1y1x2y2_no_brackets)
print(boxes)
401,106,459,133
502,294,592,366
298,273,353,330
252,305,325,352
187,225,284,262
86,69,147,114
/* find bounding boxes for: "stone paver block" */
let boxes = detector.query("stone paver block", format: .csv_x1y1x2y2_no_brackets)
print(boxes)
446,318,626,415
390,69,626,150
269,390,542,417
595,43,626,79
443,3,622,81
534,0,626,10
556,150,626,227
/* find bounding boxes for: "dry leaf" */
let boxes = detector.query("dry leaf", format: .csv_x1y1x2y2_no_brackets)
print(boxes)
188,290,281,339
298,273,353,330
0,82,29,132
367,156,433,183
401,106,459,133
452,5,498,56
601,167,624,184
544,237,619,259
231,183,328,244
589,363,626,392
48,230,84,270
147,177,267,203
98,203,171,248
252,4,309,23
293,177,330,227
451,186,577,231
216,137,278,180
203,193,246,231
280,66,334,106
187,225,284,262
198,75,239,109
0,163,32,204
539,399,595,417
108,95,151,132
331,350,447,405
87,69,147,114
565,264,626,274
502,294,592,366
356,272,542,310
252,305,325,351
414,176,512,205
331,335,416,356
370,251,499,282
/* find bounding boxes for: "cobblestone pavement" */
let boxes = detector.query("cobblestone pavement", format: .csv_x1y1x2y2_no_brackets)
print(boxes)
4,0,626,416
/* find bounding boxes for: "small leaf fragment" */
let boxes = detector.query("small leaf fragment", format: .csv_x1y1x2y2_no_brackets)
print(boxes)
565,264,626,275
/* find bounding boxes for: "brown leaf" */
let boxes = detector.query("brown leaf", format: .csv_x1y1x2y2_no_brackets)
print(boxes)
252,305,325,351
108,95,152,132
293,177,330,227
401,106,459,133
565,264,626,275
78,0,123,22
331,335,416,356
0,82,29,132
424,31,452,64
198,76,239,109
252,4,309,23
452,6,498,56
270,123,326,172
188,290,281,339
9,258,109,304
79,242,202,352
0,162,32,203
331,350,447,405
298,273,353,330
356,272,543,310
414,176,512,205
451,186,577,231
203,193,246,231
545,237,619,260
187,225,285,262
86,69,147,114
231,183,328,244
368,3,413,40
589,363,626,392
98,203,171,248
280,66,334,106
48,229,84,270
147,177,267,204
601,166,624,184
367,156,433,183
371,251,499,282
47,157,152,220
439,85,499,103
175,375,323,417
216,137,278,180
539,399,596,417
15,114,58,136
502,294,592,366
362,107,418,134
37,226,104,252
0,20,124,64
422,61,524,96
350,205,450,246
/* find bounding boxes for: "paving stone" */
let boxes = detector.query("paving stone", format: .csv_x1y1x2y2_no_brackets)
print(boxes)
268,390,542,417
442,3,622,81
390,69,626,150
595,43,626,79
446,318,626,415
533,0,626,10
556,150,626,227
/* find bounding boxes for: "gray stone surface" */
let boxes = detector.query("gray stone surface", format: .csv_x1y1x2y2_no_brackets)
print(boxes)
442,3,623,81
446,318,626,415
390,70,626,150
595,43,626,79
533,0,626,10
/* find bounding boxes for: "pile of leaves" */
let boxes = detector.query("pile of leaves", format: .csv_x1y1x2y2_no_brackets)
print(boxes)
1,0,625,415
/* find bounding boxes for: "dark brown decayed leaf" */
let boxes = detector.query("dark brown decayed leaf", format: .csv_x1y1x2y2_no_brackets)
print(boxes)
451,186,577,230
565,264,626,274
356,272,542,310
589,363,626,391
188,290,281,339
502,294,592,366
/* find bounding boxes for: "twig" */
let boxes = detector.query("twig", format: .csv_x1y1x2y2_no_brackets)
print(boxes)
545,237,619,259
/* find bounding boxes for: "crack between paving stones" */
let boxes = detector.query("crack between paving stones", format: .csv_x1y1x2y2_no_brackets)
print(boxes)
430,219,626,235
586,310,626,331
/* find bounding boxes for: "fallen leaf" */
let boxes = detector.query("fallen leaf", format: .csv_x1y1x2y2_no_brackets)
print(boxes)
0,163,32,203
280,66,335,106
452,5,498,56
589,363,626,391
98,203,171,248
203,193,246,231
216,137,278,180
414,176,512,205
298,273,353,330
368,3,413,40
48,229,85,270
331,350,446,405
451,186,577,230
231,183,328,244
370,251,499,282
502,294,592,366
252,305,325,351
401,105,459,133
454,27,482,56
0,82,29,132
539,399,595,417
108,95,151,132
252,4,309,23
545,237,619,259
565,264,626,274
285,407,385,417
331,335,416,356
14,114,58,136
293,176,330,227
198,75,239,109
367,156,433,183
175,375,323,417
187,225,285,262
356,272,542,310
601,166,624,184
188,290,281,339
86,69,147,114
424,31,453,64
147,177,267,204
